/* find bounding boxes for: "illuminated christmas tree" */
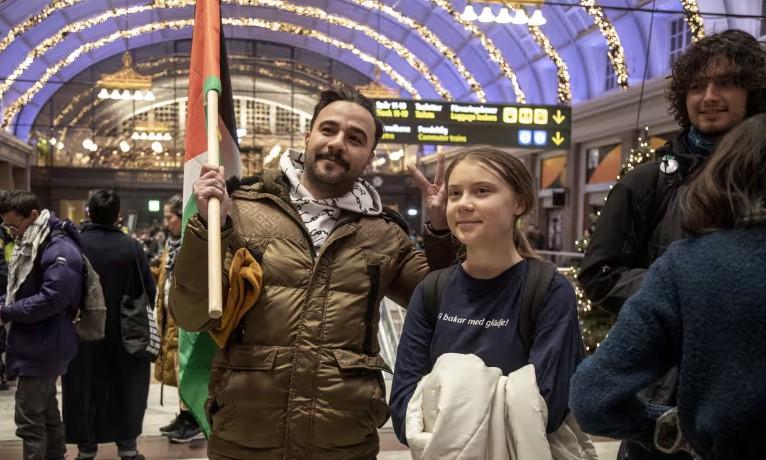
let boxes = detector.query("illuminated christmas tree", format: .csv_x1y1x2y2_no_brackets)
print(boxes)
575,126,656,352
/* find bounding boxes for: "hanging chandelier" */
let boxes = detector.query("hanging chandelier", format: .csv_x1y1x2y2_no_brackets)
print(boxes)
461,0,547,26
97,52,156,101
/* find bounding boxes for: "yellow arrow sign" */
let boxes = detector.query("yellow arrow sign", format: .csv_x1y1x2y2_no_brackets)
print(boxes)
552,131,565,146
552,109,566,125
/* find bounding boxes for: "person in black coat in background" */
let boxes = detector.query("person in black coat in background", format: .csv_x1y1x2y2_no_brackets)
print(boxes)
62,190,156,460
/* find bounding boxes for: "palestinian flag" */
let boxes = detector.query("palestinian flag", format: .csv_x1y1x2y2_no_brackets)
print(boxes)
178,0,241,436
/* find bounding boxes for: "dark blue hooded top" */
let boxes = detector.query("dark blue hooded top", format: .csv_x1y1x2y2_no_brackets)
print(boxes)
0,216,82,377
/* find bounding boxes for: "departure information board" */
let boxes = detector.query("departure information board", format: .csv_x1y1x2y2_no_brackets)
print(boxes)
373,99,571,149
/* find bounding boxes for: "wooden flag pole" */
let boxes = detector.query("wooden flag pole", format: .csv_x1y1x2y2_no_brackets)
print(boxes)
206,89,223,319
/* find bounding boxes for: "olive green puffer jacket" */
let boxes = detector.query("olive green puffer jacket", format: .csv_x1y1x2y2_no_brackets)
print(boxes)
170,171,453,460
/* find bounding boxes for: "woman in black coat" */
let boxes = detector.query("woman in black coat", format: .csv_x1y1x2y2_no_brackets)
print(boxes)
62,190,156,460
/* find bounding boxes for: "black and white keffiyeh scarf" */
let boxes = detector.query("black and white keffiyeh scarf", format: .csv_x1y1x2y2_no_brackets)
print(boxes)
164,234,182,272
279,149,382,249
7,210,51,304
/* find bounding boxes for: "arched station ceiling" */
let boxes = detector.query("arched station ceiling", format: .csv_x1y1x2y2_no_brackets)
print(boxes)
0,0,760,140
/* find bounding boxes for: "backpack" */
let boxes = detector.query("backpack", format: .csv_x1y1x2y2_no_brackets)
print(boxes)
76,255,107,341
422,258,557,357
42,229,107,341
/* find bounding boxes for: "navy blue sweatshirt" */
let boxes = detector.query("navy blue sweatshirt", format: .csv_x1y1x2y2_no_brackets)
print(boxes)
570,228,766,459
390,260,585,444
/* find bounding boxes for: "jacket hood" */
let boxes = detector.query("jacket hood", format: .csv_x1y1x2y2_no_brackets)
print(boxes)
48,214,82,247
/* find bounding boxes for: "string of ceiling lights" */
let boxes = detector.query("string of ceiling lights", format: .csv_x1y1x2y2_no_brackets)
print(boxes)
48,55,345,153
0,0,712,132
2,18,427,128
580,0,629,89
0,0,485,103
0,1,452,103
347,0,487,102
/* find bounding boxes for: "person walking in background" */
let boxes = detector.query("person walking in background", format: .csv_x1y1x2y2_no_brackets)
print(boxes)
154,194,204,443
62,190,156,460
0,191,82,460
571,113,766,460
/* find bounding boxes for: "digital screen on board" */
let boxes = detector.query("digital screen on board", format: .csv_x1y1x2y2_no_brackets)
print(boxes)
374,99,571,149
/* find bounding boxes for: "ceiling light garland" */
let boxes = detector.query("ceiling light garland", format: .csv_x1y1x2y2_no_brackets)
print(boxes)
224,18,419,97
135,56,348,88
0,0,81,55
0,1,445,103
0,5,154,99
238,0,451,100
2,18,420,129
527,24,571,104
679,0,705,42
580,0,629,89
55,57,346,141
57,97,99,145
428,0,526,103
154,0,486,101
79,65,336,139
349,0,485,102
53,90,92,128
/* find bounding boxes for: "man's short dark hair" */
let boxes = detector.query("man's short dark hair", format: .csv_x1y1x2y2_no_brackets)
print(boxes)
668,29,766,130
87,189,120,225
0,191,40,217
308,88,384,150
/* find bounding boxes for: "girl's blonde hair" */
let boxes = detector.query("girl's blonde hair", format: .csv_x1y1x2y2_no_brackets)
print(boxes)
445,145,539,259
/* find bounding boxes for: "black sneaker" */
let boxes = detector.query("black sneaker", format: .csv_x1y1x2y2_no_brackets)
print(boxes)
167,415,205,443
120,454,145,460
159,412,183,434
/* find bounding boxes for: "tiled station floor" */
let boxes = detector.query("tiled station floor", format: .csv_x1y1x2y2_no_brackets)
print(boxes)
0,381,620,459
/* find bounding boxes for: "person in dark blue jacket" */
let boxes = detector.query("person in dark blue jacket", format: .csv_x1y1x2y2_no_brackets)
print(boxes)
570,114,766,460
0,190,82,460
390,146,585,445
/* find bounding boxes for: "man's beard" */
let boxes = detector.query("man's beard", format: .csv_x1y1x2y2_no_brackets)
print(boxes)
305,151,356,191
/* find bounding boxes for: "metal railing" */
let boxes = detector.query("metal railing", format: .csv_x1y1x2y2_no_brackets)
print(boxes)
32,166,183,190
537,250,584,267
377,298,407,371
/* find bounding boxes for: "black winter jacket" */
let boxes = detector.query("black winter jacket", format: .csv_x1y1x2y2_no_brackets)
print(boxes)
578,132,711,314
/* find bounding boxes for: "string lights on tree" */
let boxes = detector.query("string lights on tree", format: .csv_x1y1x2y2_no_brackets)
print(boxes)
574,126,656,350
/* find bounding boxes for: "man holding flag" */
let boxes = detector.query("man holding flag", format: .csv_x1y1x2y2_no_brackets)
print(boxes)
172,83,453,458
170,3,453,459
